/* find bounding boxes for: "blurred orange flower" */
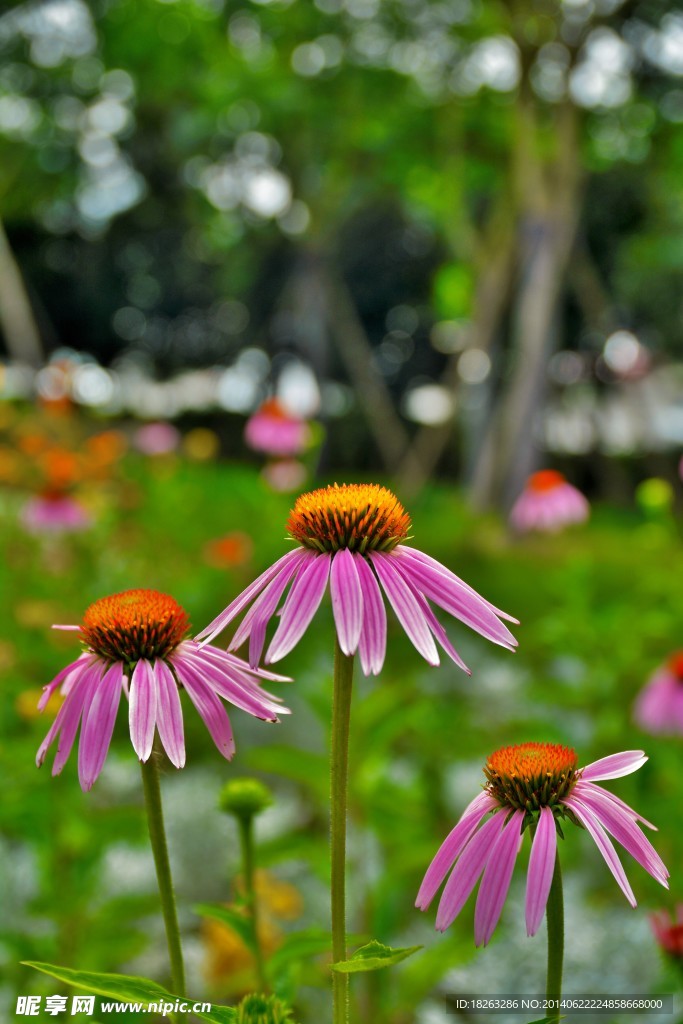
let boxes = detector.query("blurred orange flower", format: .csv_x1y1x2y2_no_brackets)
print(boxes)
204,532,254,569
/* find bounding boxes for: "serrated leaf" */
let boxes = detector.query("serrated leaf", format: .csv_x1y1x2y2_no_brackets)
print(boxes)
331,940,422,973
22,962,235,1023
194,903,256,952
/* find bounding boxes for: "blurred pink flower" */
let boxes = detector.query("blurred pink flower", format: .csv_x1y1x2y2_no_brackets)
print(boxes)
417,743,667,946
261,458,308,493
634,653,683,735
20,493,92,534
651,906,683,960
134,422,180,456
197,483,518,677
510,470,589,534
245,399,310,457
37,589,289,791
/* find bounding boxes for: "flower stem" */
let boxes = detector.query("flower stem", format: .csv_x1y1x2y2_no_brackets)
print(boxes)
140,744,186,1019
238,816,267,992
330,638,354,1024
545,851,564,1024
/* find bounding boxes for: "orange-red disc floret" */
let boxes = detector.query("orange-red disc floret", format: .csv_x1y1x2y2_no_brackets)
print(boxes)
666,652,683,680
257,398,297,422
484,742,579,812
528,470,566,493
81,589,190,664
286,483,411,554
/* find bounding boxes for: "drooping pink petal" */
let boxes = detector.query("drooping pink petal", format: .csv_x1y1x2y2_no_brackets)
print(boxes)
178,649,285,720
579,780,658,831
392,547,518,650
38,653,91,710
570,788,668,887
563,796,636,907
195,549,304,645
474,810,524,946
173,661,235,760
78,662,125,791
525,806,557,937
435,812,507,931
194,643,291,683
369,552,439,666
395,569,470,674
36,661,96,768
129,659,158,762
416,792,496,910
266,553,331,663
154,660,185,769
225,550,308,667
580,750,647,782
354,554,387,676
396,546,519,623
330,548,364,656
52,662,105,776
51,624,82,631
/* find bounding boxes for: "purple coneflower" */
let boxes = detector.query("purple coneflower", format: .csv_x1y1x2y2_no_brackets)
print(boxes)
37,588,290,791
197,482,518,675
244,398,310,458
510,470,589,534
20,491,92,534
417,743,668,947
633,653,683,735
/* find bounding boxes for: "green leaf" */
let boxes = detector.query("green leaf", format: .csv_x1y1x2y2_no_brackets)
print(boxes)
267,928,332,978
331,940,422,973
194,903,257,952
22,962,235,1023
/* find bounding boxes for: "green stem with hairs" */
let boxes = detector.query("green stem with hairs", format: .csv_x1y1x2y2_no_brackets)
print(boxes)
330,638,355,1024
140,743,186,1022
545,852,564,1024
238,816,267,992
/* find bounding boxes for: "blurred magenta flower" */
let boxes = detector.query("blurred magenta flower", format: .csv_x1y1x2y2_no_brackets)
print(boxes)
244,398,310,457
197,482,518,676
510,470,589,533
634,653,683,735
20,492,92,534
261,458,308,493
651,906,683,960
37,589,290,791
417,743,668,946
134,421,180,456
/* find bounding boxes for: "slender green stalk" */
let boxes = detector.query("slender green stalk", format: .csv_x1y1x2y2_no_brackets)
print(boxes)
545,852,564,1024
238,816,267,992
330,638,355,1024
140,744,186,1021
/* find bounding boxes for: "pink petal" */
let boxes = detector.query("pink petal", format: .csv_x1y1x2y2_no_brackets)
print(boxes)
579,780,658,831
78,662,125,791
38,653,91,710
51,624,82,631
129,659,158,762
266,553,331,663
355,554,387,676
173,661,235,760
228,551,307,667
474,810,524,946
526,806,557,936
36,661,95,768
195,549,304,645
395,569,470,674
571,787,668,886
369,552,439,666
563,796,636,907
396,546,520,624
580,750,647,782
154,660,185,769
416,791,496,910
330,549,364,656
195,643,291,683
435,812,507,931
178,650,285,720
52,663,105,776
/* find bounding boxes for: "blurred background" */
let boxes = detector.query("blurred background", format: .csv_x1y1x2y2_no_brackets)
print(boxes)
1,0,683,1021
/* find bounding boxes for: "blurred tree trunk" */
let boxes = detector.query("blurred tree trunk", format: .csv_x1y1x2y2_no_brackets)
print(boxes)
470,98,583,509
0,217,44,366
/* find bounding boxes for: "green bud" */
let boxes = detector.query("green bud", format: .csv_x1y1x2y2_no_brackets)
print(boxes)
219,778,273,821
236,993,294,1024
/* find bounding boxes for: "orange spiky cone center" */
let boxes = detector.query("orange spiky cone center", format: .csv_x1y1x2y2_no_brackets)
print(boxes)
286,483,411,553
484,742,579,812
81,589,190,663
528,470,566,493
